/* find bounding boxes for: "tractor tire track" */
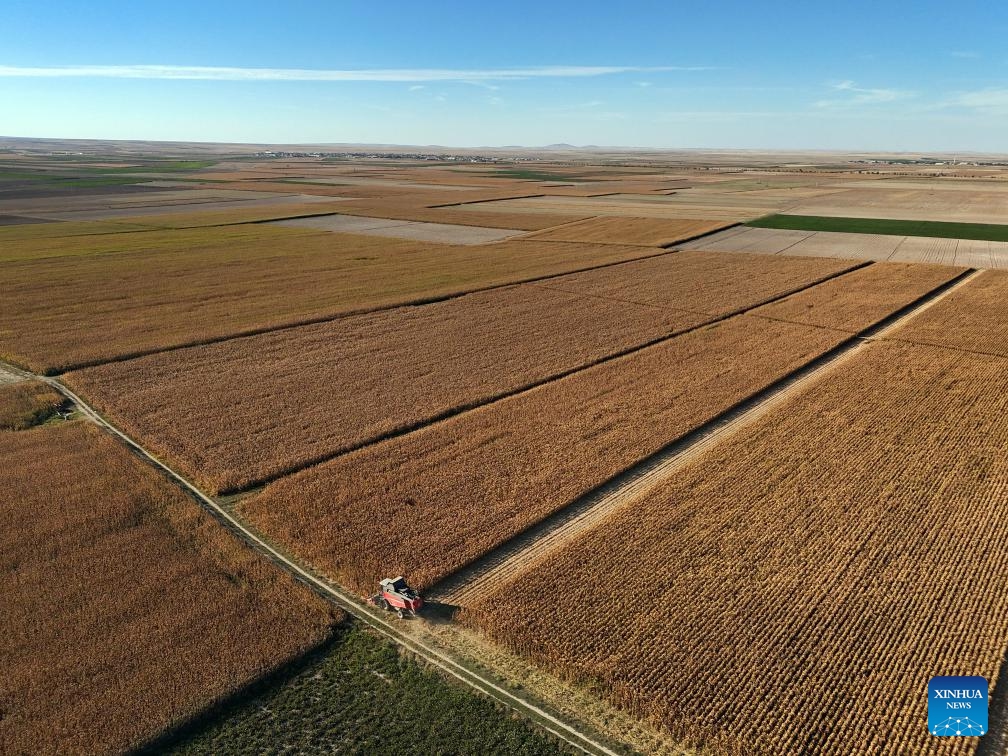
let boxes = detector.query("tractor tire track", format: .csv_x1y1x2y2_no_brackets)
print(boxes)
429,268,984,608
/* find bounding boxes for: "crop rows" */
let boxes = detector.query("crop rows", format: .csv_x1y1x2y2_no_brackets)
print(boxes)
0,380,61,429
67,283,703,493
0,422,339,754
66,252,858,494
238,315,849,594
466,340,1008,755
888,269,1008,357
1,223,646,372
754,261,965,332
525,216,732,246
537,250,858,315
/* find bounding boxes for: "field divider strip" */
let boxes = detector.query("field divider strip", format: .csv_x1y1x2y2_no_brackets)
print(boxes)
660,222,743,249
428,267,982,607
426,193,547,208
204,259,873,496
39,245,701,376
0,359,622,756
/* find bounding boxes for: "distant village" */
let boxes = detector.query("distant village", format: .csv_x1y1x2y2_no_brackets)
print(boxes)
252,150,542,163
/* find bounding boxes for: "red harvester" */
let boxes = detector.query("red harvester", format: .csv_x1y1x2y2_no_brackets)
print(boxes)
369,576,423,618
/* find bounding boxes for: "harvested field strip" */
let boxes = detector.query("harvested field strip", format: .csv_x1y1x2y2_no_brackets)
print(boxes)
0,231,651,373
0,422,339,755
0,380,62,429
750,213,1008,241
238,315,851,595
753,261,966,332
466,340,1008,755
66,285,706,494
522,216,734,246
536,250,862,316
66,253,864,495
432,268,980,607
886,269,1008,358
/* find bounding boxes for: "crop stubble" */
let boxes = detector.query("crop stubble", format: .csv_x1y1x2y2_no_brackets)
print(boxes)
466,341,1008,755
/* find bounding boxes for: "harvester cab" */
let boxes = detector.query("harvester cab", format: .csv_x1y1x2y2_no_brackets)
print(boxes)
370,576,423,618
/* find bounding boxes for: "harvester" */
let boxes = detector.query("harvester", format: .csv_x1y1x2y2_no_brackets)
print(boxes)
369,576,423,618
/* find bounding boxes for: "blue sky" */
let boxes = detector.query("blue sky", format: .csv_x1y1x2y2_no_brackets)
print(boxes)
2,1,1007,151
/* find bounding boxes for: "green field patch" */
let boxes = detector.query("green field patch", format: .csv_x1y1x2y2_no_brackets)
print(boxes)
748,214,1008,242
150,625,565,755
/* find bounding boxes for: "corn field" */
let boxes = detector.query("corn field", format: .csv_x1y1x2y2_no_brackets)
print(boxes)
890,269,1008,356
0,422,340,754
238,315,848,594
465,340,1008,756
755,261,964,332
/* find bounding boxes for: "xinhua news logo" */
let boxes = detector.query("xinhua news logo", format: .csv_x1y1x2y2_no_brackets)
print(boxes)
928,676,988,737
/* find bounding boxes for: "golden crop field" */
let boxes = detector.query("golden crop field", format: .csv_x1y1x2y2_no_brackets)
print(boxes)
0,380,61,429
238,315,848,594
66,282,705,493
524,216,733,246
466,340,1008,755
541,250,860,316
754,261,965,331
0,225,650,373
0,422,339,754
889,269,1008,357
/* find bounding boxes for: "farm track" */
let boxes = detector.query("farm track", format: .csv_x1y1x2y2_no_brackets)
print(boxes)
429,267,984,607
0,362,622,756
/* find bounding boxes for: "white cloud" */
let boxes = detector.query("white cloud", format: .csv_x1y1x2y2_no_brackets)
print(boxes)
408,84,425,91
950,51,981,59
815,80,914,108
946,88,1008,114
0,63,714,82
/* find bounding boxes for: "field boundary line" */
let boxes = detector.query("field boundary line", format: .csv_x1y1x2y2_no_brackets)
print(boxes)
428,267,982,607
0,359,622,756
34,245,698,376
203,258,871,495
